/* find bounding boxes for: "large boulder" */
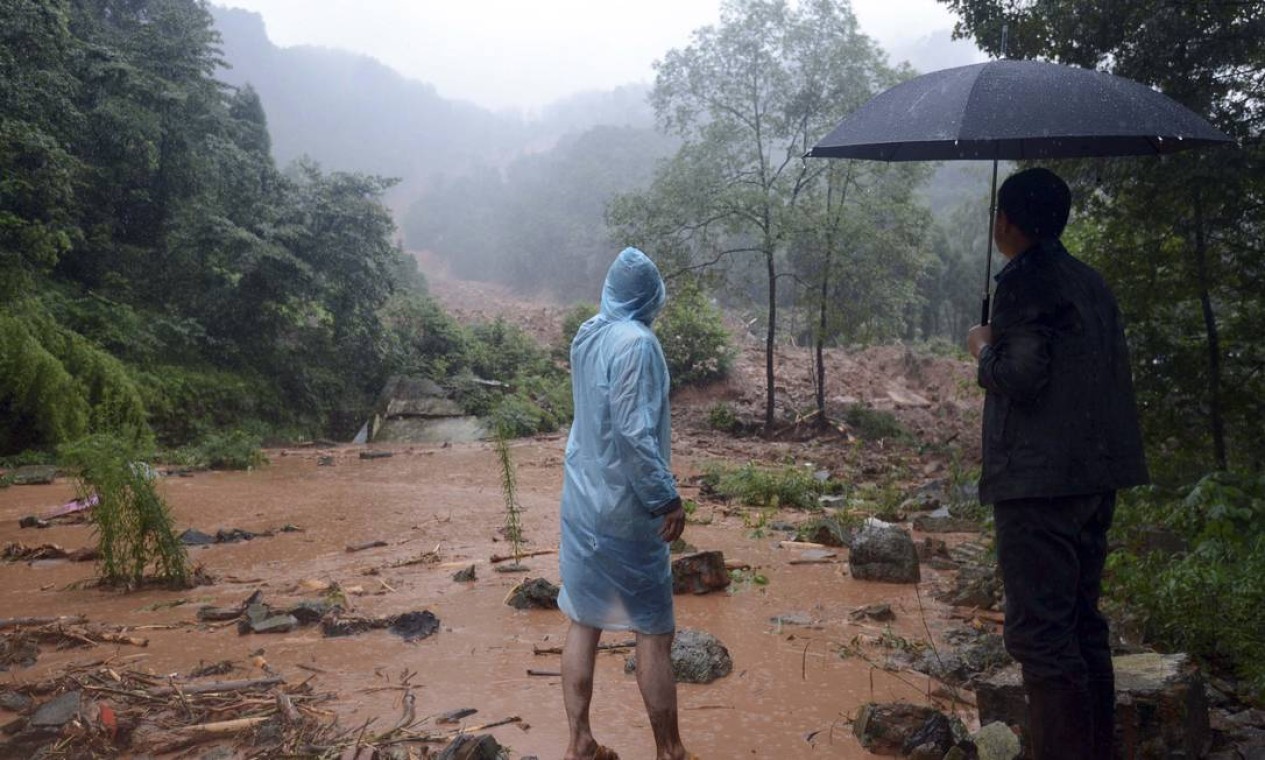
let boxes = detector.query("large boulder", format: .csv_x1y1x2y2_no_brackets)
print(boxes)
849,524,920,583
624,628,732,684
671,551,730,595
976,653,1210,759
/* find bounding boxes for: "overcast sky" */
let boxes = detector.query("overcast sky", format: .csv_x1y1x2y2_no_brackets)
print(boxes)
218,0,985,113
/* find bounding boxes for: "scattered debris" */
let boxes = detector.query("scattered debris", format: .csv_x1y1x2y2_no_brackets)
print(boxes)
321,610,439,640
625,628,732,684
850,603,896,623
671,551,731,595
2,542,98,563
436,707,478,724
505,578,560,610
346,539,389,553
179,526,290,546
17,494,98,528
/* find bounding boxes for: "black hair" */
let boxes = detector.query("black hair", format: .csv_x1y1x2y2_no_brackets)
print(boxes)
997,167,1071,241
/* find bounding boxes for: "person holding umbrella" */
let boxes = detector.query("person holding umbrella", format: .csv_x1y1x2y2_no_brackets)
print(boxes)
966,167,1149,759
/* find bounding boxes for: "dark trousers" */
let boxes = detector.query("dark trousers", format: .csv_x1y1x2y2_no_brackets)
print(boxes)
995,492,1116,760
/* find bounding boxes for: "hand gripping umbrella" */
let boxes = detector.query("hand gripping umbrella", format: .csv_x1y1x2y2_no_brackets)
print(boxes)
807,58,1232,324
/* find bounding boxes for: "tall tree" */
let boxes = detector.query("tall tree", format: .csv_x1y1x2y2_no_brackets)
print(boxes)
611,0,908,430
940,0,1265,474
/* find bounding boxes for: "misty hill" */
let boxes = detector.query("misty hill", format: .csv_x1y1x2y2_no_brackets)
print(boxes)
211,7,655,206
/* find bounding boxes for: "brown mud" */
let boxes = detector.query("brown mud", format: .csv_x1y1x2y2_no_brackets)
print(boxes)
0,273,988,759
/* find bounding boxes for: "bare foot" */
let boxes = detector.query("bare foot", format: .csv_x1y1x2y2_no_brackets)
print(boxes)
563,736,598,760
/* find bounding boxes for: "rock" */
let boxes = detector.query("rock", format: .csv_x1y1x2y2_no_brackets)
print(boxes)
436,733,504,760
287,600,331,624
11,466,57,486
671,551,730,595
215,527,257,543
452,564,477,582
668,538,697,554
973,721,1021,760
917,630,1011,687
849,524,921,583
505,578,560,610
938,565,1001,610
852,702,940,755
624,628,733,684
30,691,81,728
902,491,942,513
1115,652,1211,760
913,515,984,533
977,653,1211,759
200,748,236,760
317,456,336,466
251,614,299,634
0,690,33,712
917,537,951,561
17,516,46,529
798,515,855,547
850,603,896,622
178,529,216,546
389,610,440,642
197,605,244,622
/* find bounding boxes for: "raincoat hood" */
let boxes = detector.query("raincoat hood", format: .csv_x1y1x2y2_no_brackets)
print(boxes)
600,247,666,325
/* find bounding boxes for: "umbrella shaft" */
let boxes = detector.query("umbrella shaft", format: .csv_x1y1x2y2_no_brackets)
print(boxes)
982,158,1000,325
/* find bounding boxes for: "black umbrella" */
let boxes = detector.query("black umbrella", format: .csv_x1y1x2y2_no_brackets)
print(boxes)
807,58,1233,323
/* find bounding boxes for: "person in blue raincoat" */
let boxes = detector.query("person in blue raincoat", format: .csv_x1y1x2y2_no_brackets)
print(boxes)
559,247,692,760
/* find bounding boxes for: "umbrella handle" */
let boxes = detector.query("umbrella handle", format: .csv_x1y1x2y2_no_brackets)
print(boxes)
980,294,991,326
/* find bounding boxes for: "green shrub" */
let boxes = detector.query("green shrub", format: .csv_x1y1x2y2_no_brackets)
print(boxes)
556,303,598,359
655,280,733,389
706,402,741,433
1105,473,1265,699
59,434,190,588
705,462,824,511
174,429,267,471
842,404,908,441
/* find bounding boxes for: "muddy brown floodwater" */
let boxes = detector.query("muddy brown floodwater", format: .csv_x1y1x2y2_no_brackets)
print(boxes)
0,441,971,759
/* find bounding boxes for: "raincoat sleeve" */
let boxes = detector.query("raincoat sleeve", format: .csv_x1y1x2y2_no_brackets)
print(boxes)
608,334,679,515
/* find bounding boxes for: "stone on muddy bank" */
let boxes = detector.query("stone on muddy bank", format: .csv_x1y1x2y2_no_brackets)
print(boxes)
973,721,1020,760
848,524,920,583
388,610,440,642
436,732,505,760
179,529,216,546
977,653,1210,759
852,702,941,755
797,514,856,548
849,603,896,622
624,628,732,684
505,578,559,610
287,600,331,624
937,565,1002,610
0,690,33,712
251,614,299,634
29,691,81,729
916,629,1011,687
452,564,477,582
671,551,730,595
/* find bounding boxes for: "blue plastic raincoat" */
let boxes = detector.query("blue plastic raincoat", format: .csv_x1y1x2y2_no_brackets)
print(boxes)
557,247,679,635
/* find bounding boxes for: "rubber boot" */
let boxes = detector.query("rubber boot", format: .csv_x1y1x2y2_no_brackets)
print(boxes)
1087,675,1116,760
1024,684,1093,760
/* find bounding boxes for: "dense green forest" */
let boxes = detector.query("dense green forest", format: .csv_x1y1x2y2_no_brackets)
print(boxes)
0,0,561,456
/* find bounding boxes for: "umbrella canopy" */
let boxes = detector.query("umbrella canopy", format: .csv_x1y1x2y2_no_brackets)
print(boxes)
809,59,1231,161
807,58,1233,324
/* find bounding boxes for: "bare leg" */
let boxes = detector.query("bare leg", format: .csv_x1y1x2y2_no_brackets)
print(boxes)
635,630,688,760
563,621,602,760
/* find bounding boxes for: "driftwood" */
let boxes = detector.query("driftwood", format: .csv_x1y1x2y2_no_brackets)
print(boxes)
0,615,87,630
143,715,272,754
346,540,389,553
145,675,284,698
489,548,557,564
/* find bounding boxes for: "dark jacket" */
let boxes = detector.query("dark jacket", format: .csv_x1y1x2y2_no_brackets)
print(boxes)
978,239,1149,504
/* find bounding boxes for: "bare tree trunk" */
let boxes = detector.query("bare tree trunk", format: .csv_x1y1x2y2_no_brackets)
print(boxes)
765,248,777,432
815,260,828,423
1193,188,1228,470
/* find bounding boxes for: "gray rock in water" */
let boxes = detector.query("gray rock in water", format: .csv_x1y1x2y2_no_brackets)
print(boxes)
30,691,81,728
251,614,299,634
287,600,331,624
178,528,216,546
850,603,896,622
625,628,733,684
972,721,1021,760
917,630,1012,687
0,690,33,712
505,578,560,610
389,610,440,642
452,564,477,582
853,702,941,755
436,733,505,760
849,524,920,583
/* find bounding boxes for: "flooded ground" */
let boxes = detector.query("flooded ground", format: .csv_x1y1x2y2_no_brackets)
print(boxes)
0,440,975,758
